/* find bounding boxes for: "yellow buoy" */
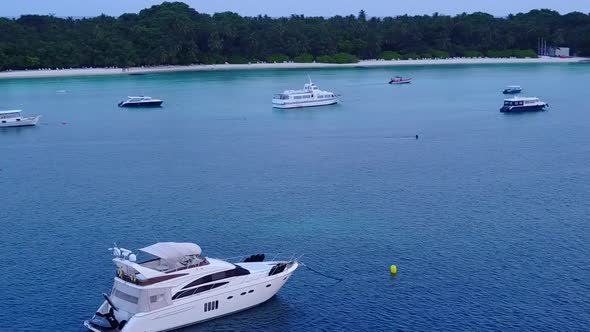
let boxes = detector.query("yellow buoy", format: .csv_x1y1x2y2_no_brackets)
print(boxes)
390,265,397,275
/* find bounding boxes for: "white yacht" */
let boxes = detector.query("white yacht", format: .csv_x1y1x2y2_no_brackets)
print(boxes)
84,242,299,332
118,96,163,108
272,79,338,109
0,110,40,127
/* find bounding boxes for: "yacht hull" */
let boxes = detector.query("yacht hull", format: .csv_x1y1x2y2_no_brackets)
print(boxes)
0,116,40,127
500,105,547,112
86,262,298,332
272,99,338,109
119,101,163,108
389,79,412,84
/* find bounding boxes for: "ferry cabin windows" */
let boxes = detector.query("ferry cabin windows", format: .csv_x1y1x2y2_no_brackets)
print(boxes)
504,101,525,106
0,113,19,119
293,94,314,100
204,300,219,312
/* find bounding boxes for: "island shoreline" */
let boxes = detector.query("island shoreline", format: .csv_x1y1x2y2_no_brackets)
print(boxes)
0,57,586,80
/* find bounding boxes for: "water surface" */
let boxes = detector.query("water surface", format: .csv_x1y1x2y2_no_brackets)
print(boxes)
1,64,590,331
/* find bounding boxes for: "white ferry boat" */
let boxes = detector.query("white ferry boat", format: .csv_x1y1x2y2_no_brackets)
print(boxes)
272,79,338,109
84,242,299,332
0,110,40,127
500,97,548,112
118,96,163,108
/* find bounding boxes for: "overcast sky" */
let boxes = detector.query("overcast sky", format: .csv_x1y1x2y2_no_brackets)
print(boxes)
1,0,588,18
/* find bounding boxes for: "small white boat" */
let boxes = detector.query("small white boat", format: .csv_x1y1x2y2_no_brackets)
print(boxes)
500,97,548,112
503,85,522,94
118,96,163,108
84,242,299,332
272,78,338,109
389,76,412,84
0,110,40,127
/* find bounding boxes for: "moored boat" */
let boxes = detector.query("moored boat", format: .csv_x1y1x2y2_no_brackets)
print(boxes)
84,242,299,332
272,78,338,109
500,97,548,112
389,76,412,84
118,96,163,108
503,85,522,94
0,110,41,127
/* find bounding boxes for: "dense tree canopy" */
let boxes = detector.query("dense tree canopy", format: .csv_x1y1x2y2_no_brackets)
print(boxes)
1,2,589,70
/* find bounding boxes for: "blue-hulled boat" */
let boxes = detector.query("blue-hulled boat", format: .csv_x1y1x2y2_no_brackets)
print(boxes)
503,85,522,94
118,96,163,108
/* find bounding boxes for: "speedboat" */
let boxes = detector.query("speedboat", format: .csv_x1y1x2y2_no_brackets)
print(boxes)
389,76,412,84
272,78,338,109
118,96,163,108
503,85,522,94
84,242,299,332
0,110,40,127
500,97,548,112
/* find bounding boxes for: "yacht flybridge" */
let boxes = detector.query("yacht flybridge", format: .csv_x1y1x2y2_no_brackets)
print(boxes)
84,242,299,332
272,78,338,109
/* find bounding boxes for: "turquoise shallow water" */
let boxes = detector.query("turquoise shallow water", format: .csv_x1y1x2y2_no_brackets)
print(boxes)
1,64,590,331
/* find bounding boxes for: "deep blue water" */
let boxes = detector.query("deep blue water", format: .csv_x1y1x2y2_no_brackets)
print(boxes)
1,64,590,331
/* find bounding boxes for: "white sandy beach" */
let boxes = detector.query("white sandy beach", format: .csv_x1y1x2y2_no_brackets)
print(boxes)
0,57,586,79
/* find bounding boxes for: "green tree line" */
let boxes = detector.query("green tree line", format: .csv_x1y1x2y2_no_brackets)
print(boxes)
1,2,589,70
